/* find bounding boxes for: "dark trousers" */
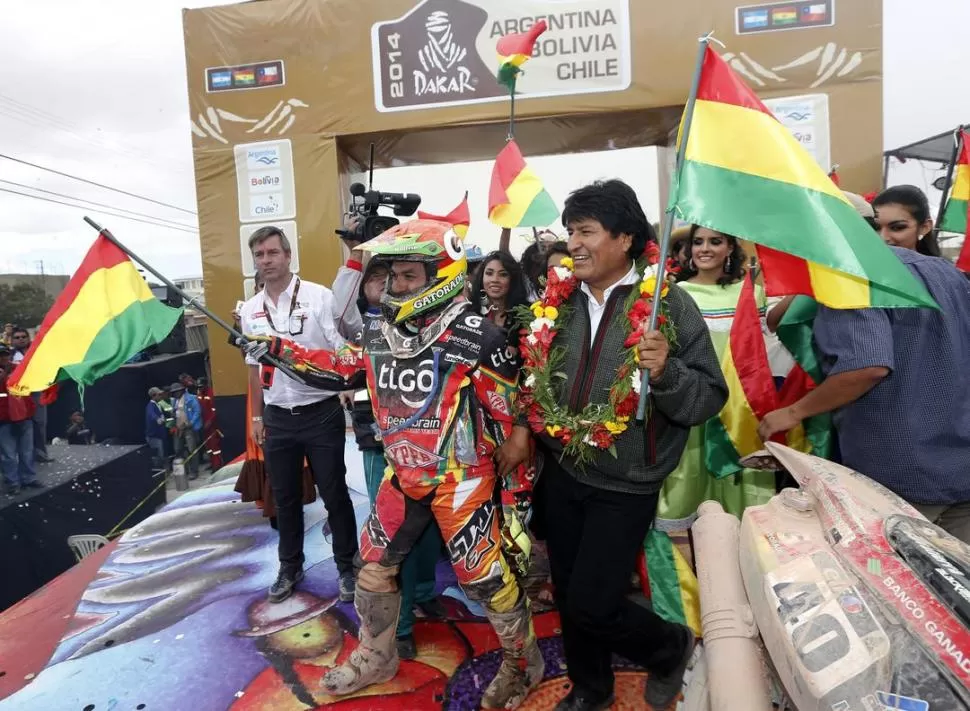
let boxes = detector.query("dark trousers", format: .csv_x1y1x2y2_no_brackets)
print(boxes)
263,398,358,576
544,458,687,701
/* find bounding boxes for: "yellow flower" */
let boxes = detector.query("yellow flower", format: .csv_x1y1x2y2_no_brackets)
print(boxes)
543,306,559,320
617,415,630,423
559,256,574,271
546,425,562,437
604,420,626,435
640,276,657,296
661,283,669,298
531,302,544,318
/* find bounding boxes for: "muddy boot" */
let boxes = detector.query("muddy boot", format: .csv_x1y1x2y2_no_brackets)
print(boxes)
481,594,545,709
321,588,400,696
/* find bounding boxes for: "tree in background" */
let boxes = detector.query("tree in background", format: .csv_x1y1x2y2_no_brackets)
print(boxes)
0,283,54,329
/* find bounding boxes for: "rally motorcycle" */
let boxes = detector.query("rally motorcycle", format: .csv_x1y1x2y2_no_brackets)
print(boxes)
684,443,970,711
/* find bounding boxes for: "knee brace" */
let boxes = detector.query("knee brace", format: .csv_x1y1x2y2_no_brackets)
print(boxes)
357,561,400,593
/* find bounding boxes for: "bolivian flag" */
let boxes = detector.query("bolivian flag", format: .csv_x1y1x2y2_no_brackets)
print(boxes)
676,46,935,310
496,20,547,90
418,191,470,238
941,129,970,271
8,236,183,395
488,140,559,228
705,273,787,476
774,296,833,459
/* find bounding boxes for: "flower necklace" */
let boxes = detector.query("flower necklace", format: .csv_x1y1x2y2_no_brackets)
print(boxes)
515,243,679,465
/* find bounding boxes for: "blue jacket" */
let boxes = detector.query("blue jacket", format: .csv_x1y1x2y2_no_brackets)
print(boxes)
174,393,203,432
145,401,168,440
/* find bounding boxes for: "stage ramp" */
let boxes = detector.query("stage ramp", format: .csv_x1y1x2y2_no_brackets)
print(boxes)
0,436,665,710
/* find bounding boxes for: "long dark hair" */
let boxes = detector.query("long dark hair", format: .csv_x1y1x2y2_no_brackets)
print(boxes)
356,259,389,315
470,251,530,320
871,185,942,257
680,224,746,286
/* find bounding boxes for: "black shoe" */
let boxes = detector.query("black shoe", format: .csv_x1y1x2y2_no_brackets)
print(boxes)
268,569,304,603
35,455,54,463
554,688,615,711
396,634,417,660
644,625,695,710
23,481,44,489
415,596,448,619
338,571,355,602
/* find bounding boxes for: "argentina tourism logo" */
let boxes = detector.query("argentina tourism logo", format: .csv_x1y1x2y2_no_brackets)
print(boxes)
371,0,631,113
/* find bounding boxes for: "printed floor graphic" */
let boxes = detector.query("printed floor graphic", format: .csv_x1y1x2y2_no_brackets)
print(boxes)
0,437,659,710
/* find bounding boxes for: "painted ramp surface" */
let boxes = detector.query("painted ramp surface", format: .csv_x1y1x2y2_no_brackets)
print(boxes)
0,437,653,710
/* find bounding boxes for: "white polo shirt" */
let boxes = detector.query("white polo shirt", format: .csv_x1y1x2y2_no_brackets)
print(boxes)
239,273,346,408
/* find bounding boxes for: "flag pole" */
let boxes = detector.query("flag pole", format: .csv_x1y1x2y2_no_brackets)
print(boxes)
636,34,712,423
83,216,244,341
935,125,965,229
507,78,517,141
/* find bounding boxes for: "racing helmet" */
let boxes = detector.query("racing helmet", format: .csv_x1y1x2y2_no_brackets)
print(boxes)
359,219,467,325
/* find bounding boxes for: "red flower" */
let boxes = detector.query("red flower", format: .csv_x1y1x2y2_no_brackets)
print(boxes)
590,424,613,449
623,328,643,348
644,242,661,264
614,392,638,419
527,407,545,433
560,427,574,444
628,299,653,332
657,314,667,327
536,325,556,349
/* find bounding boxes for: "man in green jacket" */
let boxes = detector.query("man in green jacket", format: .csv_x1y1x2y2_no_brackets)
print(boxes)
498,180,727,711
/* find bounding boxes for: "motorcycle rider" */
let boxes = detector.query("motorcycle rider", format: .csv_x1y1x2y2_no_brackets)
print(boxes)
247,219,542,708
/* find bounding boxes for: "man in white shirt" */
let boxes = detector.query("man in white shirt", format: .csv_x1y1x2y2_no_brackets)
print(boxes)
9,327,53,463
239,226,358,604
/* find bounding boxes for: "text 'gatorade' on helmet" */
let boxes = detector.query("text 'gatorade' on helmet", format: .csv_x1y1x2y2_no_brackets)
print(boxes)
359,219,467,324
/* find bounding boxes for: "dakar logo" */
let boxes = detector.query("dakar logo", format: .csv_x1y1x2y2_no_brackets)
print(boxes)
374,0,505,111
410,11,474,98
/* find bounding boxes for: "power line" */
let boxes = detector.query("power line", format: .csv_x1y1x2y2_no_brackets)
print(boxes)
0,152,197,215
0,186,198,234
0,178,197,231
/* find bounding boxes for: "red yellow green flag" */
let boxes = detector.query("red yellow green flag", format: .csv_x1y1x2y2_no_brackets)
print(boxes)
8,236,183,395
417,191,470,238
642,530,702,637
488,140,558,228
705,273,791,476
941,129,970,271
496,20,547,89
676,46,935,310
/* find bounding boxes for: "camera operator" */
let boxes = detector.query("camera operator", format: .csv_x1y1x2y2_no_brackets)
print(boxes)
239,225,358,605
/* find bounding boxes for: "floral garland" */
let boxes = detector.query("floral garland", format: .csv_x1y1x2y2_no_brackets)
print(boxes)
515,242,679,465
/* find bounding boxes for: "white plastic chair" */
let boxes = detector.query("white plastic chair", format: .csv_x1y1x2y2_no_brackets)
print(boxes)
67,534,110,562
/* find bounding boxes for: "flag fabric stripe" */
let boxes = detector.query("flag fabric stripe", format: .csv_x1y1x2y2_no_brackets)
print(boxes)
688,99,847,202
496,20,547,88
9,236,182,394
677,45,936,312
695,45,775,117
678,160,930,308
418,192,470,238
942,131,970,271
731,274,778,420
643,529,702,637
60,298,183,386
488,140,559,228
759,243,871,308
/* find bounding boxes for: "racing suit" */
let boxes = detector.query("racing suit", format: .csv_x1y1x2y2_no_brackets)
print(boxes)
252,300,541,708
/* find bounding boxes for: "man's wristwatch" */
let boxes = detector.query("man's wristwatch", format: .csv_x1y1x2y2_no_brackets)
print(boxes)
251,416,263,423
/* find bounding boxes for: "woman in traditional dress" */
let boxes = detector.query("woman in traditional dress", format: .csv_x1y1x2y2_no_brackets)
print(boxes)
655,225,776,533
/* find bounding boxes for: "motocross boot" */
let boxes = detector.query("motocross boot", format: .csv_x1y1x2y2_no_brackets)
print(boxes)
321,588,401,695
481,594,545,709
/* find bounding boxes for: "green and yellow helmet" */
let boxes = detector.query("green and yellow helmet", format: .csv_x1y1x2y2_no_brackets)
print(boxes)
360,219,467,324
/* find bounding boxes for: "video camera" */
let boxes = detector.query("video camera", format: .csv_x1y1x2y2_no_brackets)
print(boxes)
335,144,422,243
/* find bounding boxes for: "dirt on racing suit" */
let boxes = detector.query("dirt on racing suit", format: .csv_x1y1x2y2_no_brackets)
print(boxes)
253,300,542,708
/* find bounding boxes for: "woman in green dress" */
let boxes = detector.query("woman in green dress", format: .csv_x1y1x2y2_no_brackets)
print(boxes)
655,225,776,532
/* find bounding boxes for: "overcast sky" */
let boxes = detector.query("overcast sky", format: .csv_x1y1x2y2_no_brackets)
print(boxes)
1,0,967,278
